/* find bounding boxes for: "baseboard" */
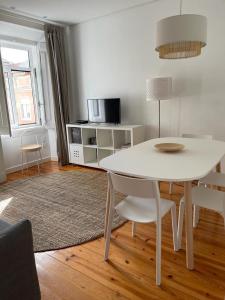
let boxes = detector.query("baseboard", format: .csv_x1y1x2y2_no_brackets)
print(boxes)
6,156,52,174
0,171,6,183
50,156,58,162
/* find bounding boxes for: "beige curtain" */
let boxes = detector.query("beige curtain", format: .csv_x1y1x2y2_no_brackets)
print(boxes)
45,24,69,165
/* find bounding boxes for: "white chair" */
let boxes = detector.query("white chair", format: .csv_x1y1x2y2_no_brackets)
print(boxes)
181,133,213,139
191,166,224,226
201,171,225,189
177,186,225,249
169,134,216,229
21,131,43,175
169,133,213,195
104,172,178,286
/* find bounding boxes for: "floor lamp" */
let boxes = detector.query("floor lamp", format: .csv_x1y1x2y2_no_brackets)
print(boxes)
146,77,172,138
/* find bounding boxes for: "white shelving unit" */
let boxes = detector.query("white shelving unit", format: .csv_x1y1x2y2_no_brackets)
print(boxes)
66,124,145,169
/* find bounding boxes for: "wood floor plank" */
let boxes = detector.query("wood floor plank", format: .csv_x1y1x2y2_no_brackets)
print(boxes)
36,253,129,300
82,231,224,299
49,246,164,300
3,161,225,300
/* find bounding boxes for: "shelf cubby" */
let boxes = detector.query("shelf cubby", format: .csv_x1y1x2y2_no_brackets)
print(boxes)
97,129,113,148
67,126,82,144
82,128,97,146
98,149,113,162
113,130,131,150
83,147,98,165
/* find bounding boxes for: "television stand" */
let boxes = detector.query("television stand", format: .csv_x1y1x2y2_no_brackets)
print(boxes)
66,124,145,169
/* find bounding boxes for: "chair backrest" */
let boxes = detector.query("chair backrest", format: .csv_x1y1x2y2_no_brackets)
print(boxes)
108,171,160,202
182,133,213,140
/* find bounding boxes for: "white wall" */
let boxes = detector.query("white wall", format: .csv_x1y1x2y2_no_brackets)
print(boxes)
0,137,6,181
48,128,58,160
70,0,225,153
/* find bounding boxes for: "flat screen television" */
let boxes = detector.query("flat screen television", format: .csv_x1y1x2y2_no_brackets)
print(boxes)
87,98,121,124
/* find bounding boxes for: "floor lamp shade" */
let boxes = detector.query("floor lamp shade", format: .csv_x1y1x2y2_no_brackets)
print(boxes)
146,77,172,101
155,14,207,59
146,77,172,138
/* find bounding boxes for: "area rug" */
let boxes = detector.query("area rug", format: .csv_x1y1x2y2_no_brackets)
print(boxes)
0,170,126,252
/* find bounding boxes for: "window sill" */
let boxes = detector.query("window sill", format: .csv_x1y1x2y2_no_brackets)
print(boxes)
10,126,48,138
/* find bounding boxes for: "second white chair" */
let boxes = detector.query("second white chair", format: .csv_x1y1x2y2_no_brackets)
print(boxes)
104,172,178,286
177,186,225,249
169,133,213,195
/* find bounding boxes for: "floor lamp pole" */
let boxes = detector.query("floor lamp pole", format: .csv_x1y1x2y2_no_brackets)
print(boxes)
158,100,161,138
158,100,161,191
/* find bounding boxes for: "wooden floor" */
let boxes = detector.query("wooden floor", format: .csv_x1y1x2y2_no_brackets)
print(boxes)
5,161,225,300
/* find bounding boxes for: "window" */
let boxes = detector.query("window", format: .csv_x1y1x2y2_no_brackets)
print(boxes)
20,98,32,121
0,42,43,128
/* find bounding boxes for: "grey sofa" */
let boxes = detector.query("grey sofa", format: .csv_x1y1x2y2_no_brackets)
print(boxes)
0,219,41,300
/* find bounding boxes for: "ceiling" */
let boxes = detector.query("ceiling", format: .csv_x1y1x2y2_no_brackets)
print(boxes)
0,0,156,24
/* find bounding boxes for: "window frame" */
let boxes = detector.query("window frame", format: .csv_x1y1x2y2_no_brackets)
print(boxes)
0,40,43,130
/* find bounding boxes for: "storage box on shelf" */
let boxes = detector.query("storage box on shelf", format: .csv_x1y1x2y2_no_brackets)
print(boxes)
66,124,145,169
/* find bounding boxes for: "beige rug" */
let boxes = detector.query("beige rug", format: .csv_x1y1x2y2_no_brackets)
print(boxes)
0,170,125,252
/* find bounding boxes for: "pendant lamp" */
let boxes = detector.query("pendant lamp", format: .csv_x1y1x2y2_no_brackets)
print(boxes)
155,0,207,59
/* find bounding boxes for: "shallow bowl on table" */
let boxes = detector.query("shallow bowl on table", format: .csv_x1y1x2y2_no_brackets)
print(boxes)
154,143,185,152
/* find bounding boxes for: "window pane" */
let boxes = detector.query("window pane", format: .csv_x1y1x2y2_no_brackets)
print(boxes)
1,47,30,69
12,71,37,126
3,72,15,125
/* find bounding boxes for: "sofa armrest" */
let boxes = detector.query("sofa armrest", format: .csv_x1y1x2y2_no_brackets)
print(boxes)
0,219,41,300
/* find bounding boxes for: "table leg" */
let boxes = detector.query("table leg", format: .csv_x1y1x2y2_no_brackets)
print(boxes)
184,181,194,270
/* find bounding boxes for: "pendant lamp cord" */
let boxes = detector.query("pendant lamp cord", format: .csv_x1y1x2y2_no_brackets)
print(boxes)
179,0,183,15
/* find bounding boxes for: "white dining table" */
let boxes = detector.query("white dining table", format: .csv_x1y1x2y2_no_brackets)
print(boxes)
100,137,225,269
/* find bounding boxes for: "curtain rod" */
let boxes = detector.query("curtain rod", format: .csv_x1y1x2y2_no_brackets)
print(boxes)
0,8,68,31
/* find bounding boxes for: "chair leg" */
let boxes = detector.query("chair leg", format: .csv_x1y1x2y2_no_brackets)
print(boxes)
39,149,43,163
216,162,222,191
216,162,221,173
104,182,110,239
21,151,24,175
177,200,185,250
132,222,136,238
25,152,29,173
171,204,178,251
156,218,161,286
199,181,208,188
104,192,115,261
169,182,173,195
222,205,225,229
193,205,200,228
38,150,42,175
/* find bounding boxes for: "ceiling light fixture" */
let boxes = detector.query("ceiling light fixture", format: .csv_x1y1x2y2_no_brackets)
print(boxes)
155,0,207,59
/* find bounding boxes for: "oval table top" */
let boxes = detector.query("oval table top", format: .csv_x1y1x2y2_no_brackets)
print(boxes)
100,137,225,182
